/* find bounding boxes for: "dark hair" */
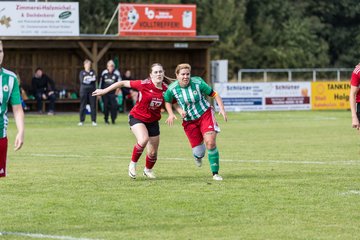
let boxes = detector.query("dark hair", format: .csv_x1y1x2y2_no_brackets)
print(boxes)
84,59,92,65
35,67,43,73
150,63,174,85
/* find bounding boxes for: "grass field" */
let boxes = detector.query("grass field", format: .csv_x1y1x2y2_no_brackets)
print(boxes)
1,110,360,240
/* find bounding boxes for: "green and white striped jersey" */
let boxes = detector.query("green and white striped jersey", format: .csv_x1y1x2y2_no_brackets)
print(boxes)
164,76,213,121
0,68,21,138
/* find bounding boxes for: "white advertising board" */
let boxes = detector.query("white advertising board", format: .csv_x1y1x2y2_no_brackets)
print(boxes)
0,2,79,36
214,82,311,111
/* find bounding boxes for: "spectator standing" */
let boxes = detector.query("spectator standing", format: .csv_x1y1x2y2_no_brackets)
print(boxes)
99,60,120,124
78,59,97,126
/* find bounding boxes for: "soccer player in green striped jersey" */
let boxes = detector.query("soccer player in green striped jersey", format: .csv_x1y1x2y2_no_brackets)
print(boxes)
164,63,227,181
0,40,25,178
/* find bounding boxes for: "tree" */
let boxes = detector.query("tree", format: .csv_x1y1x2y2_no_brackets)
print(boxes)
244,0,329,68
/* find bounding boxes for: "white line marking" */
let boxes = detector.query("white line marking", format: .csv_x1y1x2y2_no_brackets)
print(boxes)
26,153,360,165
340,190,360,195
0,231,101,240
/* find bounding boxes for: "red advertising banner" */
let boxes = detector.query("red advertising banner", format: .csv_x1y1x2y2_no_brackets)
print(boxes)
118,3,196,37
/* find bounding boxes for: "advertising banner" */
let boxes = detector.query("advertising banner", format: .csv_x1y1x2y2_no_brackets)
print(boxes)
0,2,79,36
311,81,350,110
119,3,196,36
214,83,264,111
264,82,311,110
214,82,311,111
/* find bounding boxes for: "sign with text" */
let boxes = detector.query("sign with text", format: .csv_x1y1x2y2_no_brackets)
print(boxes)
264,82,311,110
0,2,79,36
214,82,311,111
214,83,264,111
311,81,350,110
118,3,196,36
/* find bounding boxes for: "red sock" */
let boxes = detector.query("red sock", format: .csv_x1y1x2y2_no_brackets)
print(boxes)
0,137,8,178
145,155,157,169
131,143,145,163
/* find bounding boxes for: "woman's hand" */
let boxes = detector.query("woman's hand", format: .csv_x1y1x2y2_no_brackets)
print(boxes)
92,89,105,96
352,116,360,130
218,109,228,122
165,114,177,126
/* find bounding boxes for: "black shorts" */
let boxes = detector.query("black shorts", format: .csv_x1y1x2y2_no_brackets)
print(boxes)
128,115,160,137
357,103,360,121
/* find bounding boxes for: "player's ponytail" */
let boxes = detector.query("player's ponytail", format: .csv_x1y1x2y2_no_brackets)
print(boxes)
163,75,176,85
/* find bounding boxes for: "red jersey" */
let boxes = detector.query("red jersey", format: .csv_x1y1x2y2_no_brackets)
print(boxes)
350,64,360,102
129,79,167,123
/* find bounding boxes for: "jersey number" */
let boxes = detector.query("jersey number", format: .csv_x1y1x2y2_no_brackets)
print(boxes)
149,100,162,107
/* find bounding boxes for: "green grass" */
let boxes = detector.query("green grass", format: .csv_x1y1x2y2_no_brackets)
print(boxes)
1,110,360,240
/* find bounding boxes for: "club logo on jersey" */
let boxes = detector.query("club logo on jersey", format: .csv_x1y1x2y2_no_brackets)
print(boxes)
3,85,8,92
193,90,198,95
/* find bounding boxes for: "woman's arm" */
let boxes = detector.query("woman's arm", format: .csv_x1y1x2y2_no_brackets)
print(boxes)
92,80,131,96
12,104,24,151
214,94,228,122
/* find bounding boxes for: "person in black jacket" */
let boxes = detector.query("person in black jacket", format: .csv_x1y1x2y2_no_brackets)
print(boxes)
31,68,56,115
99,60,120,124
78,59,97,126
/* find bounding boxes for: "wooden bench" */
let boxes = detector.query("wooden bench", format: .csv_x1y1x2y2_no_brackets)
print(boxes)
25,99,80,112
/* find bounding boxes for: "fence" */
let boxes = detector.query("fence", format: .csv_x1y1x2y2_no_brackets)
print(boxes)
237,68,353,82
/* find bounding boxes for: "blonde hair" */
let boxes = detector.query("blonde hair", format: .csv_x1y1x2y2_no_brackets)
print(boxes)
175,63,191,75
107,60,115,67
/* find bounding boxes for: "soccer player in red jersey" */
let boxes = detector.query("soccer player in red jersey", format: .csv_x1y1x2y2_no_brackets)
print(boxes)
93,63,171,179
350,63,360,130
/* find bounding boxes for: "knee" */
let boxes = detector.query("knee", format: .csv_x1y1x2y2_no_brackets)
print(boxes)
147,151,157,159
205,141,216,150
192,143,206,158
138,137,149,147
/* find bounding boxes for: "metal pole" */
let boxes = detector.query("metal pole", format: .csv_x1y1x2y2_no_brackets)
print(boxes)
264,71,267,82
313,70,316,82
238,71,242,82
337,70,340,81
104,4,120,35
288,70,292,81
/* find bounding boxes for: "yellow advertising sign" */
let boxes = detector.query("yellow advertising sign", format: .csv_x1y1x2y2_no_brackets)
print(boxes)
311,81,350,110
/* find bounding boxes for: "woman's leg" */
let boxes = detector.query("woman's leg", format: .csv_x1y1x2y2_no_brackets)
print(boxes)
128,123,149,178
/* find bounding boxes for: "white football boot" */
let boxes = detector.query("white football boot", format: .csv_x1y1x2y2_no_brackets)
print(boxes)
128,162,136,179
143,168,156,179
212,174,223,181
194,157,203,167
